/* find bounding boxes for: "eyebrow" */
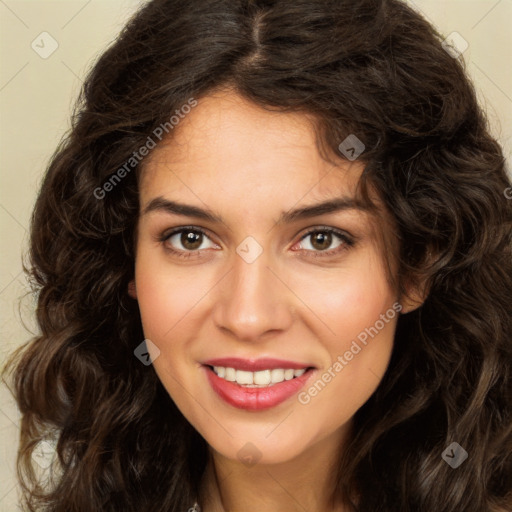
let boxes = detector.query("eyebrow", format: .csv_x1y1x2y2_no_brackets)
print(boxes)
142,196,368,224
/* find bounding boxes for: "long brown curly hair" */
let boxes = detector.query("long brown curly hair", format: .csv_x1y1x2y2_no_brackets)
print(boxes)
3,0,511,510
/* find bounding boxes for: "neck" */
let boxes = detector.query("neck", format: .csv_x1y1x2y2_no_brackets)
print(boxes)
199,423,352,512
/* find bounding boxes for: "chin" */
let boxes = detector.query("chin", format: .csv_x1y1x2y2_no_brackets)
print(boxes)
202,422,320,466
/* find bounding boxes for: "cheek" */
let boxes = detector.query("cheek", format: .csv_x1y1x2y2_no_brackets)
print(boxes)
294,249,396,343
134,250,212,341
294,250,397,414
298,312,396,434
134,257,205,418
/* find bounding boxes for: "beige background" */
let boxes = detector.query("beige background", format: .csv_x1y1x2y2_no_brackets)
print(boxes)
1,0,511,509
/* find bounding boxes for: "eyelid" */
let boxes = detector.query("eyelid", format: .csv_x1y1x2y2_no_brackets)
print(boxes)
297,225,354,240
292,226,355,254
159,225,215,242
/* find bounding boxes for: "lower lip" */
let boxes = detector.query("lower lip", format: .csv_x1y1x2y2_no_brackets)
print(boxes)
203,366,315,411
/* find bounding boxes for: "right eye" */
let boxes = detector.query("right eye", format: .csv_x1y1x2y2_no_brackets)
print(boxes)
160,226,220,258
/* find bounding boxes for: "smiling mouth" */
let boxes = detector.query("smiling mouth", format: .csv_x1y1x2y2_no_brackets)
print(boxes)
205,365,315,387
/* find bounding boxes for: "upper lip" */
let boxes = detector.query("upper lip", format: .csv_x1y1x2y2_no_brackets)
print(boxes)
202,357,315,372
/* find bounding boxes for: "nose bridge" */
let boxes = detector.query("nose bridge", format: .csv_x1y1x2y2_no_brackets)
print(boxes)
212,249,293,341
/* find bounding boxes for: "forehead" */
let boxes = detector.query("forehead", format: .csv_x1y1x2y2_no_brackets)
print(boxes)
140,90,365,202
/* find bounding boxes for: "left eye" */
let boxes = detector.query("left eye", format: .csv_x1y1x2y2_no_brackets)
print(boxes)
296,230,348,252
165,229,217,252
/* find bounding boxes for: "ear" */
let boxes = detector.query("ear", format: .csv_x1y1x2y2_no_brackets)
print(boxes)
128,280,137,299
398,247,437,314
399,276,430,314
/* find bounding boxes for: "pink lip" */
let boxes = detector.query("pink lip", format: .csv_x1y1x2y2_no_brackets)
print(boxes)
202,357,313,372
202,364,315,411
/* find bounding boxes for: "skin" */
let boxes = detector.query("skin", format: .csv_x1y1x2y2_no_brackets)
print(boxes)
130,90,420,512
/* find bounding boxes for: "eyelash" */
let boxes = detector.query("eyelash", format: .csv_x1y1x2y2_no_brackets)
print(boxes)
158,225,355,260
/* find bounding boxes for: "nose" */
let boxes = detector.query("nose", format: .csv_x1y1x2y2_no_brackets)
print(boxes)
212,250,294,342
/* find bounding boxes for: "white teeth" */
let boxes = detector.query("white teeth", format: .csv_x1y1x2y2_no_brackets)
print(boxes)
214,366,225,378
270,369,284,382
284,369,295,380
211,366,310,386
254,370,271,385
236,370,253,385
224,367,236,382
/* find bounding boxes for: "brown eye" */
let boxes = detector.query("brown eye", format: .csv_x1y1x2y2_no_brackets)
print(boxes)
295,228,353,256
181,230,203,250
310,231,332,251
163,228,218,253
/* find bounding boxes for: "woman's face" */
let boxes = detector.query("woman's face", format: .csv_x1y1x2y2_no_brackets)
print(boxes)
132,91,403,465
